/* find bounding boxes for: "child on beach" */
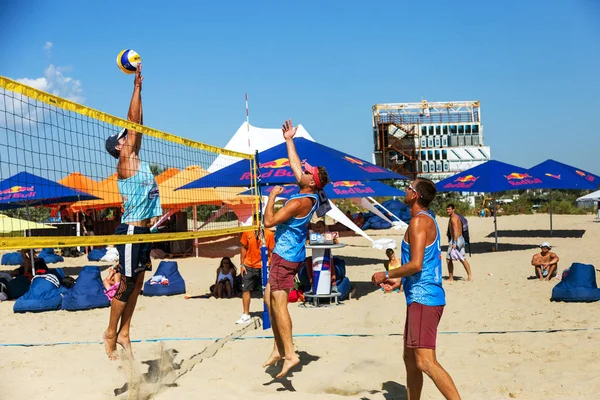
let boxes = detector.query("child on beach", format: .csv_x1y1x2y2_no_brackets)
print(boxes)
103,263,121,301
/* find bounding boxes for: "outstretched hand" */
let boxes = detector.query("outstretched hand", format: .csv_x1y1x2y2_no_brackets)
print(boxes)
134,63,144,89
282,119,297,140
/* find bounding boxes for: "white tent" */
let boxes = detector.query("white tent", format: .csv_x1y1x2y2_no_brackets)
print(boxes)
577,190,600,220
208,122,315,172
213,122,400,248
577,190,600,202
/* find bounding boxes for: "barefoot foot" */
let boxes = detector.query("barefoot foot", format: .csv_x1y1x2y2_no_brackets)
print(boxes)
276,355,300,378
116,332,133,360
263,349,283,368
104,331,118,361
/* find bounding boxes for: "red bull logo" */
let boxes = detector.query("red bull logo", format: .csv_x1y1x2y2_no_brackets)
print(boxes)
505,172,542,187
0,185,36,200
575,170,595,182
333,181,363,188
344,156,365,165
0,185,34,195
505,172,531,180
444,175,479,189
545,173,561,180
455,175,478,183
260,158,290,169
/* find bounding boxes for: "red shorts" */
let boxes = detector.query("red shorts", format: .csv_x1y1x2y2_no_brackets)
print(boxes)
269,253,302,291
404,302,444,349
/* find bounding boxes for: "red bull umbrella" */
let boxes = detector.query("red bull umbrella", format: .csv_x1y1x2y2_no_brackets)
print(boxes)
0,171,99,210
528,159,600,235
241,180,406,199
177,138,407,190
436,160,547,251
435,160,546,193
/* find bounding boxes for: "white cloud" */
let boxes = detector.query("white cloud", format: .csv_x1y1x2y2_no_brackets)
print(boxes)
44,41,53,52
17,64,85,103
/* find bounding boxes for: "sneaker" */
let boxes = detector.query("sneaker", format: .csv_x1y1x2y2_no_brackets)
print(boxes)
236,314,251,324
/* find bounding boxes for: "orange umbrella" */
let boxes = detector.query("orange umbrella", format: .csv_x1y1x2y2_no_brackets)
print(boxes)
159,166,249,209
155,168,180,184
58,172,99,193
70,173,121,212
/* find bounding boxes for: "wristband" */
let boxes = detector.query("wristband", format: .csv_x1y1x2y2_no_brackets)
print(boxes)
385,270,389,278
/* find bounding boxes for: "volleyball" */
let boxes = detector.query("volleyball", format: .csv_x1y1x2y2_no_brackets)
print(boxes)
116,49,141,74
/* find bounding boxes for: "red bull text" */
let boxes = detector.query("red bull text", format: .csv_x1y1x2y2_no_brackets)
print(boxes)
443,175,478,189
0,185,36,200
504,173,542,186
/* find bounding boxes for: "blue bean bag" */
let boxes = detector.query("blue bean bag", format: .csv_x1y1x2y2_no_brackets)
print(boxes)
62,266,110,311
337,277,351,300
87,248,107,262
1,252,22,265
38,248,64,264
7,275,30,300
551,263,600,302
143,261,186,296
14,274,62,313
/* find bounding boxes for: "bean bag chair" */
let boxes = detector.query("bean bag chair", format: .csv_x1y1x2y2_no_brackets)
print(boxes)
87,248,107,262
61,266,110,311
143,261,186,296
1,252,22,265
14,274,62,313
38,248,64,264
7,275,30,300
337,276,351,300
551,263,600,302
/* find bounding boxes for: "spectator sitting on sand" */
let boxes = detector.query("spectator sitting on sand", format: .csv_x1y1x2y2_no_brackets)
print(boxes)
531,242,559,281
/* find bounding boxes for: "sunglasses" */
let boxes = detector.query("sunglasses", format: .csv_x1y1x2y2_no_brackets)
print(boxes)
408,184,420,197
303,169,312,176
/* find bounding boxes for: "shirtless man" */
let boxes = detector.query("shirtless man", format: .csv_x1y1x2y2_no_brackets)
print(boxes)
531,242,559,281
446,204,472,282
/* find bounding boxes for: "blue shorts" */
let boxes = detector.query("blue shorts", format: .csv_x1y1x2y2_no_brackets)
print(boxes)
115,224,153,278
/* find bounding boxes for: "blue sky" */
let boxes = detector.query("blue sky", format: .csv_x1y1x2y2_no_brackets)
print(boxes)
1,0,599,174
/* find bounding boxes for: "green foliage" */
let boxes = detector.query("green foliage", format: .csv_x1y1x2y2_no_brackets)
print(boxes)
430,192,473,216
2,207,51,223
149,163,167,177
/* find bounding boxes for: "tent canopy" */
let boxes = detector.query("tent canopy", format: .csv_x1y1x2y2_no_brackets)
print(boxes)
58,172,99,193
209,122,315,172
155,168,181,185
179,138,407,190
528,159,600,190
0,171,99,210
242,180,406,199
70,174,120,212
159,166,253,210
0,214,57,233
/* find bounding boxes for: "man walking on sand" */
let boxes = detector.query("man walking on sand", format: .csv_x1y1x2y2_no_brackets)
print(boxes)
373,179,461,399
446,204,472,282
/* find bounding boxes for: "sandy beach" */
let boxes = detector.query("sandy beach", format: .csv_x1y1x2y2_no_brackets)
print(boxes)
1,213,599,399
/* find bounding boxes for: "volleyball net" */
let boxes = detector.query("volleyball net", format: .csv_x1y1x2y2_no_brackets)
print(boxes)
0,76,259,250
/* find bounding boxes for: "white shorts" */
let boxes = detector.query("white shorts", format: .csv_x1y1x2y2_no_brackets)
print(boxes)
447,236,466,261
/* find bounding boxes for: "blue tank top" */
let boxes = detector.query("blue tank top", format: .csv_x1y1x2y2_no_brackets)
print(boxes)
273,193,318,262
401,210,446,306
118,161,162,224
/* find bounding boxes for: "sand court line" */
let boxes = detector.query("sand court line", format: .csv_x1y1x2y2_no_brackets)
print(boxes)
2,326,599,348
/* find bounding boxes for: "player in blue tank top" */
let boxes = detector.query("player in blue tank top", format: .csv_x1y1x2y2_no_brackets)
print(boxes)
262,120,329,378
103,64,162,361
372,179,461,399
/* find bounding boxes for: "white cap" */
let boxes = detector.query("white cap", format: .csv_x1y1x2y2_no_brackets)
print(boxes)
540,242,551,249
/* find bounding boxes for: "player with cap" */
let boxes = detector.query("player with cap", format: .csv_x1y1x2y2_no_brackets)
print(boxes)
531,241,559,281
103,63,162,360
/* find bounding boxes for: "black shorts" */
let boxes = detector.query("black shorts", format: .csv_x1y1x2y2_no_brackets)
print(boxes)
113,274,137,303
241,267,262,292
115,224,153,278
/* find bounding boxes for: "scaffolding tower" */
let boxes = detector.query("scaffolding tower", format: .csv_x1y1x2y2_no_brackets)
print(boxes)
372,100,489,181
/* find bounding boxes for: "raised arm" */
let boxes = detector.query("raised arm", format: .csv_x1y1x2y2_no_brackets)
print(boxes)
263,186,303,229
282,120,303,182
122,64,144,157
